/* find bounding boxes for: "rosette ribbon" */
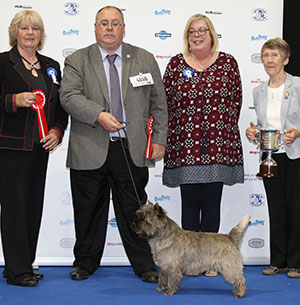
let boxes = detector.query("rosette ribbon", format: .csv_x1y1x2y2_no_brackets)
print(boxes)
31,89,49,140
145,115,153,160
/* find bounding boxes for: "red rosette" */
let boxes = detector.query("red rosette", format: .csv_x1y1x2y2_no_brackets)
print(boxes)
145,116,153,160
32,89,49,140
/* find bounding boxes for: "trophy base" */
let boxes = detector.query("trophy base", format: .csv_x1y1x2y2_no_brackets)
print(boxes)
257,164,279,178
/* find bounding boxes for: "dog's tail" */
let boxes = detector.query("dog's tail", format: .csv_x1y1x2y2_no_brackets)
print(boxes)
228,215,250,249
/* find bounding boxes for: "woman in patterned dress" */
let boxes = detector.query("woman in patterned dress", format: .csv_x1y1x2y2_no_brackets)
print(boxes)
162,14,244,276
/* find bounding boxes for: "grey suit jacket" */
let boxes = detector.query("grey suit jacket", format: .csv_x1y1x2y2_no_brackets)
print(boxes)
59,42,168,170
253,73,300,159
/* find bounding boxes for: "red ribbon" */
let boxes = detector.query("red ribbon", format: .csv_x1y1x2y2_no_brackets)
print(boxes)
32,89,49,140
145,116,153,160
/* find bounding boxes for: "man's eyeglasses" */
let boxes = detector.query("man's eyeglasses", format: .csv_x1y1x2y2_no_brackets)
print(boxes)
262,53,282,61
188,27,209,37
96,21,123,30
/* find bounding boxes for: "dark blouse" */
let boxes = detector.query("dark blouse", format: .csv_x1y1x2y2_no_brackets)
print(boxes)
163,52,244,169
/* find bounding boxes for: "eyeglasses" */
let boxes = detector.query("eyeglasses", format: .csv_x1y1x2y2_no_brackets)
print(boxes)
188,27,209,36
96,21,123,30
262,53,282,61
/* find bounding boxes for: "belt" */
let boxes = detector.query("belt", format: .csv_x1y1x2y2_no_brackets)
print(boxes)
110,137,126,142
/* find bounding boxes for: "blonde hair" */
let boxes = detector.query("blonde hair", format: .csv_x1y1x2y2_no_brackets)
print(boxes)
183,14,218,57
261,38,291,60
9,10,46,50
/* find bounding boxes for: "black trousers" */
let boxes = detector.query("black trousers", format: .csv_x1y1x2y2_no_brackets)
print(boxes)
180,182,224,233
263,153,300,269
0,145,49,281
70,140,156,274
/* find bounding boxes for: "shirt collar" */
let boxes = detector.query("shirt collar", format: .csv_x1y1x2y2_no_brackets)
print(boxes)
98,44,122,61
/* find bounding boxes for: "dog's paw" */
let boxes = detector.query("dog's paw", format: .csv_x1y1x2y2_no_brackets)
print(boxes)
234,294,245,298
156,285,166,292
163,289,176,296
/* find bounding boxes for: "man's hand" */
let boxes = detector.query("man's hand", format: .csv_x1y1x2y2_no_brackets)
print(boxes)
97,112,124,132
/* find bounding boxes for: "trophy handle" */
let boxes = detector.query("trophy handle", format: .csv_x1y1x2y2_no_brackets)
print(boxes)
254,129,260,149
278,130,285,150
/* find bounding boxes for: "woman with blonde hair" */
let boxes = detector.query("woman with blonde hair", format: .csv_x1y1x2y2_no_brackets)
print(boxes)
163,14,244,277
0,10,68,286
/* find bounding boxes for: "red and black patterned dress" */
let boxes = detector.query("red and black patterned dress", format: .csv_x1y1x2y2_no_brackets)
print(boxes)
163,52,244,187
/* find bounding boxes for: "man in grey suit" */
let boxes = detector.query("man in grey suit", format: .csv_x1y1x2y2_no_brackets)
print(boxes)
59,6,167,282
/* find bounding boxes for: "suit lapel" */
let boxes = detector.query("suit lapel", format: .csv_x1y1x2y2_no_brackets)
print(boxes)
89,44,110,106
10,46,53,101
259,81,268,129
121,43,132,101
10,46,34,90
281,73,293,129
38,54,54,100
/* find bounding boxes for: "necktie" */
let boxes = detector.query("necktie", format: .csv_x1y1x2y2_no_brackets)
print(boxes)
107,54,122,123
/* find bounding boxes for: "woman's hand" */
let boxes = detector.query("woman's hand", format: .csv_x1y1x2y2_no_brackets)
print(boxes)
246,122,257,141
151,143,166,160
41,129,60,151
15,92,36,108
284,128,300,147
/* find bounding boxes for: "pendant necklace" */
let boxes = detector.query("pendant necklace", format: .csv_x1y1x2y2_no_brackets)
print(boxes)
20,55,39,70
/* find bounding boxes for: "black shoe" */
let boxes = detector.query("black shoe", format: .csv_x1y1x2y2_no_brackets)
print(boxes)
7,276,38,287
3,270,43,281
138,270,159,283
32,272,44,280
70,267,91,280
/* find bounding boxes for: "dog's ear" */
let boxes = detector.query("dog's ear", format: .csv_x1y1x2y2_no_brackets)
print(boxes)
147,200,154,206
154,202,164,218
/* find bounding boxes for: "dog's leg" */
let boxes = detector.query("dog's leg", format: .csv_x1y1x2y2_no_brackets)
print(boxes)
156,270,167,292
222,270,247,298
232,276,247,298
163,268,182,296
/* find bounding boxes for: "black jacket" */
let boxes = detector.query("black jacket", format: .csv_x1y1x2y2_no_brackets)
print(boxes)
0,46,68,150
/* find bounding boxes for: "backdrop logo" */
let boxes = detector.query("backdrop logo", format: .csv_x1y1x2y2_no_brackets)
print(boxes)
63,29,79,36
154,195,171,202
205,11,222,15
244,174,259,182
251,53,262,63
249,194,265,206
217,33,222,39
60,238,75,248
155,55,172,60
107,242,123,247
251,78,264,84
251,34,267,41
154,9,171,15
249,220,265,226
61,191,72,206
252,9,268,21
108,217,117,228
248,238,264,248
62,48,76,57
60,219,74,226
155,30,172,40
15,5,32,9
64,3,79,15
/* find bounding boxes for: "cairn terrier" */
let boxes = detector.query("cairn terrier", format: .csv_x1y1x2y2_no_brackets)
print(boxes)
132,201,250,298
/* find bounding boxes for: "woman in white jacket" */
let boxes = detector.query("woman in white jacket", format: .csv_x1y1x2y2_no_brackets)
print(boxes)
246,38,300,279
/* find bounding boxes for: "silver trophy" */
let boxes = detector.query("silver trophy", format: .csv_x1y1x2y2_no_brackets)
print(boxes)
255,129,283,178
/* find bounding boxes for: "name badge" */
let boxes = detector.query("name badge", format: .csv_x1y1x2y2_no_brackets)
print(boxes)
130,73,154,87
